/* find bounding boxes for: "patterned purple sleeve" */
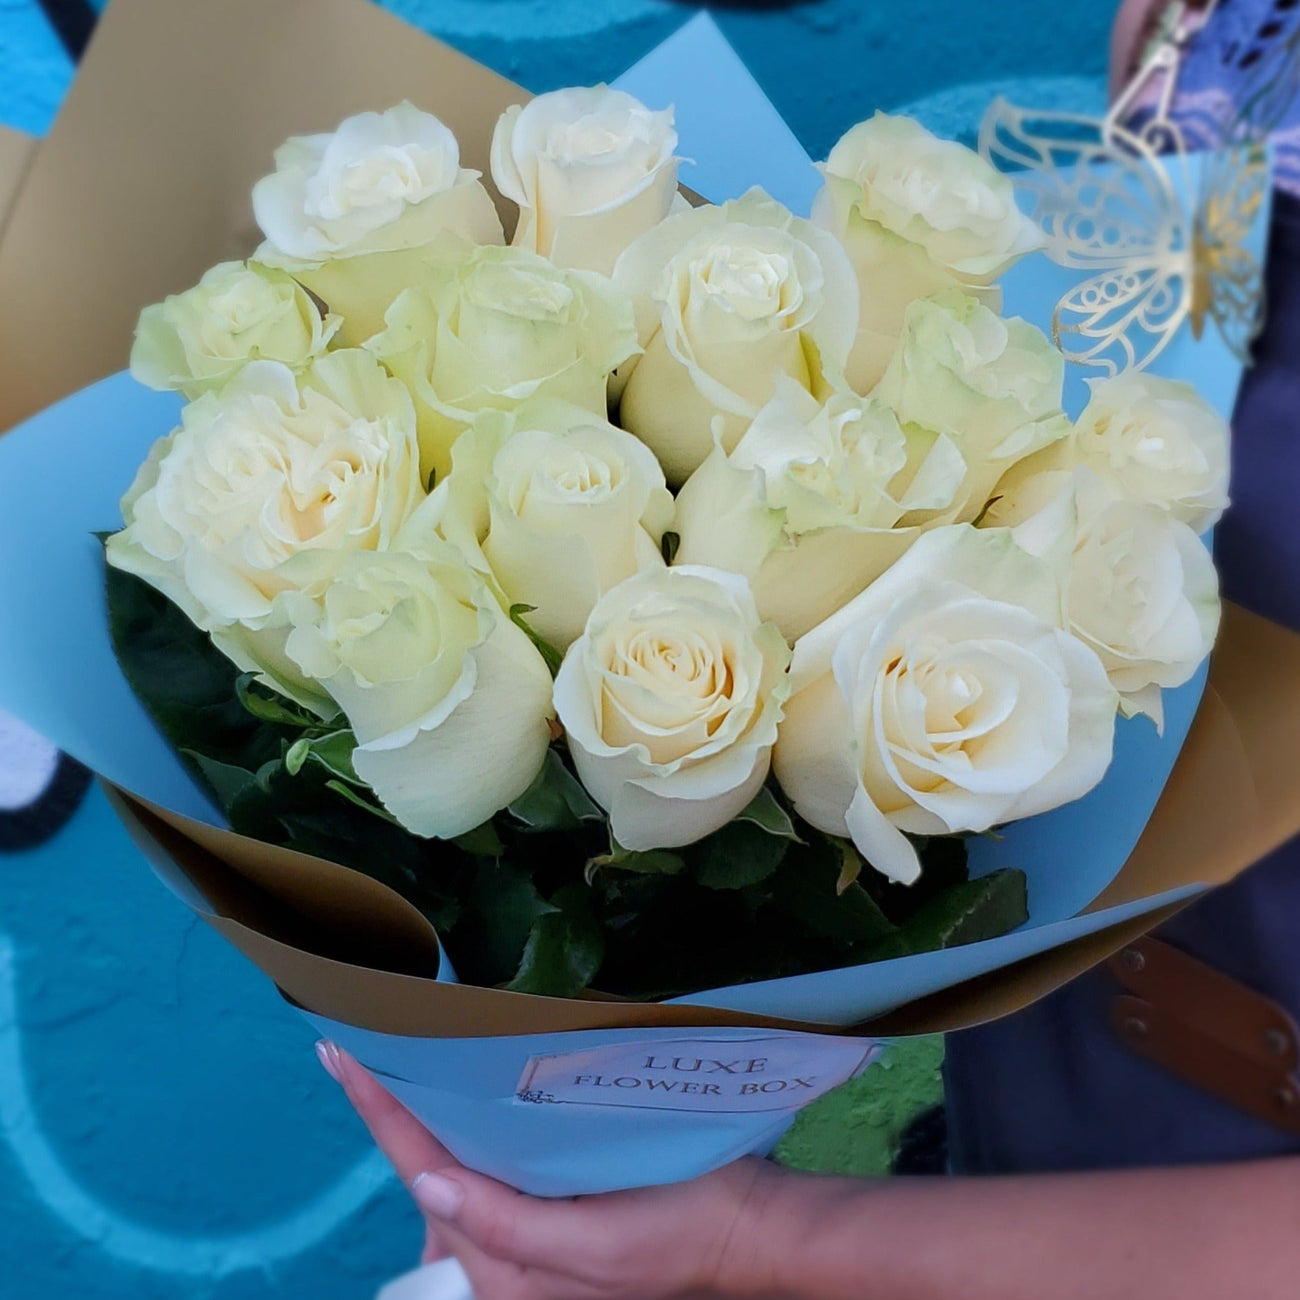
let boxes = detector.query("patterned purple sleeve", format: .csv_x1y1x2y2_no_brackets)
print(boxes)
1171,0,1300,194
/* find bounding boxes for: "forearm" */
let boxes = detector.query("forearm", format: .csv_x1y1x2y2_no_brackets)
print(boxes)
730,1157,1300,1300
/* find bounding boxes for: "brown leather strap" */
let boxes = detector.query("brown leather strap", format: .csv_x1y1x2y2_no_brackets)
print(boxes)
1110,938,1300,1135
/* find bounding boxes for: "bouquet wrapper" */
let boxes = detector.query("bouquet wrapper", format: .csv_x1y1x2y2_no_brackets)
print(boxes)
4,0,1300,1196
0,124,35,231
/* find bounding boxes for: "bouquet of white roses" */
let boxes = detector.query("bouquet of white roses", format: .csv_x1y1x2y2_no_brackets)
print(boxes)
100,86,1225,1000
2,0,1290,1199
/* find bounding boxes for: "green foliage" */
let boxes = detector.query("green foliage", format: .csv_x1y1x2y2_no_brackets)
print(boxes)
508,884,605,998
695,819,788,890
896,870,1029,953
508,750,603,832
507,604,564,677
106,561,1030,1002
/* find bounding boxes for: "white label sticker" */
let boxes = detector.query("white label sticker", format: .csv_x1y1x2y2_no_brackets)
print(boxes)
515,1035,881,1114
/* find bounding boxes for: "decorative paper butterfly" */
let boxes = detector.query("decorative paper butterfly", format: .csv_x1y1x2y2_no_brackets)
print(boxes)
978,0,1300,375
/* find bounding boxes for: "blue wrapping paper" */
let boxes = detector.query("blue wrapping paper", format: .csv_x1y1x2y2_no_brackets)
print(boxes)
0,17,1266,1195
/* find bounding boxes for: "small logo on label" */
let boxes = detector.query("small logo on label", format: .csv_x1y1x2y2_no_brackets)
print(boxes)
515,1035,880,1114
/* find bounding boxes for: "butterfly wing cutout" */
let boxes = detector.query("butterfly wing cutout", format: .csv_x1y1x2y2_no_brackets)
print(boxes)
979,98,1192,375
1052,259,1189,374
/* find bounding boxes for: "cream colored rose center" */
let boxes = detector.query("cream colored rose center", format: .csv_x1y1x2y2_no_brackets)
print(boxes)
1090,413,1203,478
168,407,393,562
596,620,744,764
1072,515,1178,649
879,646,1015,786
621,629,733,699
204,281,283,339
544,112,653,167
858,143,1006,232
499,441,620,514
866,629,1066,808
318,559,479,693
308,146,439,219
692,245,794,322
464,264,576,321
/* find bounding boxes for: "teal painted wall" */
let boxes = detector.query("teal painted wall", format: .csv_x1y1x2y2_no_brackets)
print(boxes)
0,3,1110,1296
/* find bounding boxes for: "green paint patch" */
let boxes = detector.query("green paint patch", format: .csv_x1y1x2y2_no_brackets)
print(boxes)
773,1036,944,1177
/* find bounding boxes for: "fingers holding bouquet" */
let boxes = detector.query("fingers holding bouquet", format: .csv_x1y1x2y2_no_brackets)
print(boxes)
321,1042,781,1300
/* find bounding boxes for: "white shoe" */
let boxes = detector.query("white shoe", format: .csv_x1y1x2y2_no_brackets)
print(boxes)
0,707,58,812
377,1259,475,1300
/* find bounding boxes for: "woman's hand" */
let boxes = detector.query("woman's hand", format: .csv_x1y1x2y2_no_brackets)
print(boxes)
317,1041,797,1300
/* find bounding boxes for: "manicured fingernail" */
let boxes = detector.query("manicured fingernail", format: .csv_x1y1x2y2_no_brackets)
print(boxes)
316,1039,344,1085
412,1172,464,1220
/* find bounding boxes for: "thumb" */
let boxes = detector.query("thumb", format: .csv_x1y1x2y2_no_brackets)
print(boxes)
412,1169,587,1273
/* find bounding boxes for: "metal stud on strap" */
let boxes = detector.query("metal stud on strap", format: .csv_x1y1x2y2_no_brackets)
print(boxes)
1110,938,1300,1136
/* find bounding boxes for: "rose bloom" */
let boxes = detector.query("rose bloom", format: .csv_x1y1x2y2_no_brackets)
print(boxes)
774,525,1117,884
1070,372,1230,533
283,541,554,839
673,378,967,640
131,261,340,399
105,351,423,712
366,242,640,486
875,290,1071,522
553,567,791,850
253,103,504,345
492,85,681,277
431,398,674,650
985,464,1220,728
613,188,858,485
813,112,1042,392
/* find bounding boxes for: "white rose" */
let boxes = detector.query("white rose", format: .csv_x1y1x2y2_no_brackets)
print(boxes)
130,261,340,399
491,86,681,277
612,188,859,485
986,465,1220,728
428,399,674,650
813,113,1042,392
673,378,967,640
1071,372,1230,532
876,290,1071,521
283,543,553,839
774,525,1117,884
366,242,640,487
253,103,505,344
553,567,791,850
105,352,423,711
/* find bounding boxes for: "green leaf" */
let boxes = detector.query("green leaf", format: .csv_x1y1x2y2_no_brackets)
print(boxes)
773,840,897,947
694,818,789,890
254,758,282,793
180,751,257,812
454,821,505,858
508,883,605,997
284,738,311,776
897,869,1029,953
324,779,403,827
303,730,361,784
235,673,325,729
507,750,603,832
734,787,802,841
833,838,863,895
508,604,564,677
472,859,557,982
585,840,687,884
104,563,284,777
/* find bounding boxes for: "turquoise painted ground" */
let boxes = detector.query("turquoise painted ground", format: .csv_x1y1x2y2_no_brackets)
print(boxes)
0,2,1108,1295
